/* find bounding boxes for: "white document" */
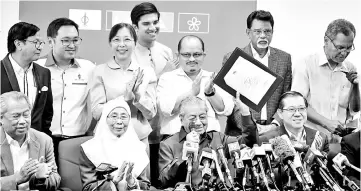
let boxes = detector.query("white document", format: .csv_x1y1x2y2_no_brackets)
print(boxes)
69,9,101,30
224,56,276,104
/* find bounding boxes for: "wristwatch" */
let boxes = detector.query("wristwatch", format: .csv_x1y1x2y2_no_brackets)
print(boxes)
204,87,216,97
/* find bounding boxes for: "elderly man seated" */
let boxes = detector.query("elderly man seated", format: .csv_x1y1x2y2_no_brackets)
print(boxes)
158,95,258,189
260,91,329,153
0,91,60,190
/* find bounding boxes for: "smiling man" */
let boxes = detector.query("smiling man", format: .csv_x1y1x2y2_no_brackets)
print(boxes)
35,18,95,163
260,91,329,153
223,10,292,136
291,19,360,139
1,22,53,136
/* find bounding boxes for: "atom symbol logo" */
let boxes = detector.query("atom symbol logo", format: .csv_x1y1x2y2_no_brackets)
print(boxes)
187,17,201,31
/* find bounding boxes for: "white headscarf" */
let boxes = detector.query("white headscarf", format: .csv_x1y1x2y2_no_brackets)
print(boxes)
81,98,149,177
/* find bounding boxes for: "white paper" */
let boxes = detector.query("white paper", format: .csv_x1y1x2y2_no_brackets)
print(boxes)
224,56,276,104
69,9,101,30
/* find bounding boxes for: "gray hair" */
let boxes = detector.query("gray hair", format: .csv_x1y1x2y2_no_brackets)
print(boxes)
325,19,356,40
179,96,208,117
0,91,32,115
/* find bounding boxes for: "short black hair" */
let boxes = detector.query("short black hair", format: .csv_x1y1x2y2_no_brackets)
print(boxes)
325,19,356,40
131,2,160,27
278,91,308,109
247,10,274,29
108,23,137,43
47,17,79,38
7,22,40,53
177,35,205,52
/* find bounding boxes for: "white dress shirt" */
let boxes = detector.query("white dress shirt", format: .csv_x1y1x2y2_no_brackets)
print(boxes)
250,44,271,121
5,132,30,190
36,53,95,136
157,68,234,135
9,54,37,106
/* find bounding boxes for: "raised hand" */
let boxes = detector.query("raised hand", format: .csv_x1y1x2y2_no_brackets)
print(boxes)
113,161,128,184
191,73,202,96
204,72,216,95
133,68,144,102
15,158,39,184
235,91,250,115
125,162,136,187
344,70,359,84
35,156,51,179
162,57,180,74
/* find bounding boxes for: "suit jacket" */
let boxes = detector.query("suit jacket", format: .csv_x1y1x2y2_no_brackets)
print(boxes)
223,44,292,135
1,54,53,135
341,131,360,185
158,115,258,189
0,127,61,191
259,124,329,153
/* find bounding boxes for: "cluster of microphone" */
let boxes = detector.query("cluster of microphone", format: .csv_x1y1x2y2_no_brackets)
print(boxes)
174,134,360,191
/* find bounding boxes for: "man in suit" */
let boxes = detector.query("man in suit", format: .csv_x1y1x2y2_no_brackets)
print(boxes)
260,91,329,153
1,22,53,136
0,91,60,191
340,130,360,185
222,10,292,136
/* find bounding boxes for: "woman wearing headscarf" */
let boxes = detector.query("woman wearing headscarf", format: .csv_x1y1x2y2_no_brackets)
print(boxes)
90,23,157,149
80,98,150,191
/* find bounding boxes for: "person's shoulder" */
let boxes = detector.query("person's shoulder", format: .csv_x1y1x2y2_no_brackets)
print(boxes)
343,131,360,144
29,128,52,143
159,68,179,79
33,62,51,74
270,47,291,57
75,56,96,67
161,133,181,145
154,41,172,53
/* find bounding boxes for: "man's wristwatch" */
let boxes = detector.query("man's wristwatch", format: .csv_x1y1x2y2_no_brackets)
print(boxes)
204,87,216,97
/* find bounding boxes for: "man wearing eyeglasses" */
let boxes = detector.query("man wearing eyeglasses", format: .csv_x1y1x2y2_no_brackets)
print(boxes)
291,19,360,140
35,18,95,163
222,10,292,137
259,91,329,153
1,22,53,136
157,35,234,137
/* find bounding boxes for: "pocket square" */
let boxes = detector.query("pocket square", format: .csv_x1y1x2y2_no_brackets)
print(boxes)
41,86,48,92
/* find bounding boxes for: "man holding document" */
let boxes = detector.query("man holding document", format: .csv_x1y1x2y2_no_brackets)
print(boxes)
222,10,292,136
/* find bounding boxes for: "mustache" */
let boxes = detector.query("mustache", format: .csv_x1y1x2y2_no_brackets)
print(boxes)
186,61,198,65
257,39,269,43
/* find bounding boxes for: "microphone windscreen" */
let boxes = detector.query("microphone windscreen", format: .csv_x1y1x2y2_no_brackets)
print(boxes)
270,136,295,163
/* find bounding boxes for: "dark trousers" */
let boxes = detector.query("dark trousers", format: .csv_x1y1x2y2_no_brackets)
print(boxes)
149,143,160,188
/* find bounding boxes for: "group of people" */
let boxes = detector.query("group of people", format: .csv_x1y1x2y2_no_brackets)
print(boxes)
0,1,360,191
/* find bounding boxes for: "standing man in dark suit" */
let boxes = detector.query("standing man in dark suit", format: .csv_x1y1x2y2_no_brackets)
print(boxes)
222,10,292,136
1,22,53,136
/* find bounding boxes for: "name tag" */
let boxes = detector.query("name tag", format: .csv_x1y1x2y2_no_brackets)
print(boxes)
72,73,87,85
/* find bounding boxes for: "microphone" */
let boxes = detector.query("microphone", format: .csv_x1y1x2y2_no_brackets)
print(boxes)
251,144,271,191
182,141,199,183
332,163,360,191
261,143,276,183
211,149,227,188
270,136,304,184
240,147,252,189
217,145,234,186
199,147,214,183
227,137,244,169
333,153,361,173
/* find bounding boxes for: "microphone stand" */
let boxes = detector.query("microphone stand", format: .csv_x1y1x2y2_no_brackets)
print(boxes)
332,164,360,191
186,154,193,184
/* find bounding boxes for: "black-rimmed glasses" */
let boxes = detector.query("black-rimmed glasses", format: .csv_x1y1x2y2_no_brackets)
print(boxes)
249,29,273,36
60,38,82,46
326,35,355,52
179,52,204,59
282,106,307,114
25,40,45,49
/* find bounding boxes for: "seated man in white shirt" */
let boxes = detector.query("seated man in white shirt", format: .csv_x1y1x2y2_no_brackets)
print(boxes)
157,35,234,137
0,91,60,191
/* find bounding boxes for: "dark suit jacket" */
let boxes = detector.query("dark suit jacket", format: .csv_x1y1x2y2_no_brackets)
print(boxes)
223,44,292,135
0,127,61,191
1,54,53,135
259,124,329,153
341,131,360,184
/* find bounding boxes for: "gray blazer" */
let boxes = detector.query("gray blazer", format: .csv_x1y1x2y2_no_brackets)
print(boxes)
0,127,61,191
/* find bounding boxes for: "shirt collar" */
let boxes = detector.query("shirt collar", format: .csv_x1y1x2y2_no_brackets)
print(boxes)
9,54,33,74
175,68,207,78
107,57,138,71
284,126,306,143
4,131,30,146
44,51,80,68
319,50,349,72
178,126,213,142
250,43,270,59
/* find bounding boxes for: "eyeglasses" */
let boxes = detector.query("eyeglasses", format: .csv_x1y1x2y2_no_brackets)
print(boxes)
179,52,204,59
25,40,45,49
188,115,207,122
250,29,273,36
326,35,355,52
111,38,134,45
107,114,129,122
60,38,82,46
282,106,307,114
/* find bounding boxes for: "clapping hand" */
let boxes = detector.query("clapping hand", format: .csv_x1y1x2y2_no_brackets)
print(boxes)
204,72,216,95
15,158,39,184
124,68,144,102
191,72,202,96
113,161,128,184
162,57,180,74
35,156,52,179
125,162,136,187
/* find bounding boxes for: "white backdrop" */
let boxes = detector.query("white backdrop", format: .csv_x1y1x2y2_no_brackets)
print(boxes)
257,0,361,72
